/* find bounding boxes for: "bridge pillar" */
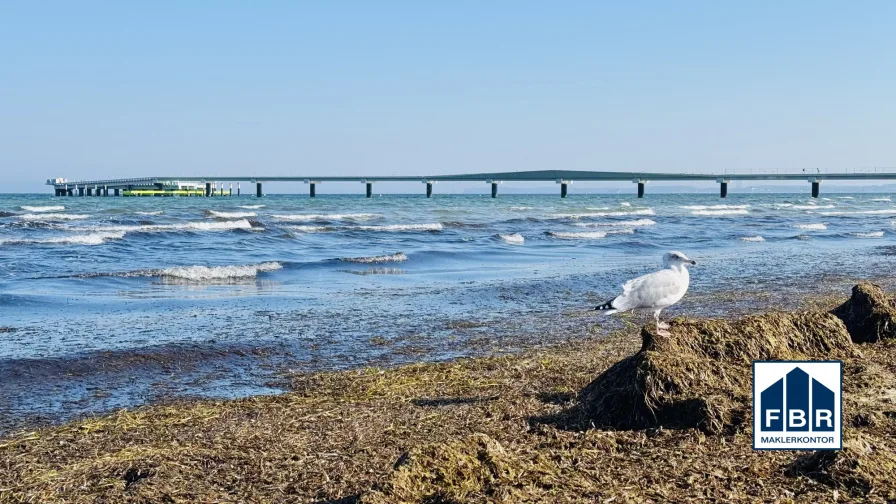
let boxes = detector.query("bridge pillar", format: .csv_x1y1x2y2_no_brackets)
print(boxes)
114,188,120,196
205,182,211,197
237,182,240,196
256,182,263,197
229,183,233,196
633,179,647,198
488,180,501,198
103,185,108,197
423,180,435,198
557,179,571,198
716,178,730,198
310,183,316,197
366,181,373,198
809,177,822,198
78,187,84,197
94,186,99,197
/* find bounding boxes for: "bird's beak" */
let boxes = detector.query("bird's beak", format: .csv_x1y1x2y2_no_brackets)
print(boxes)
690,260,697,265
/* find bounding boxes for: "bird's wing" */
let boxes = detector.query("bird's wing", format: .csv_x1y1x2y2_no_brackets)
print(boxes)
613,268,687,311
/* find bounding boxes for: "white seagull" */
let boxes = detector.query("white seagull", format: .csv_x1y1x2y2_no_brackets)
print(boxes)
595,251,696,334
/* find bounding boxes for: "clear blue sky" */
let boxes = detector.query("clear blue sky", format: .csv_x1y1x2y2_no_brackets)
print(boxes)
1,1,894,193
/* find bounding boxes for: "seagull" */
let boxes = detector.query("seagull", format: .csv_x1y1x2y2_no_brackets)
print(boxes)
594,251,696,334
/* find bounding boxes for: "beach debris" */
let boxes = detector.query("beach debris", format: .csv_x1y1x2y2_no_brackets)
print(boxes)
578,311,856,433
831,282,896,343
787,434,896,499
361,433,561,504
594,251,696,334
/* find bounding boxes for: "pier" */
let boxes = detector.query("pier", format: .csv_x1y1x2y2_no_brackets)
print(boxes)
47,169,896,198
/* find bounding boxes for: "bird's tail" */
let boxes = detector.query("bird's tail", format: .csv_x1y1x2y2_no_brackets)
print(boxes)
594,298,618,315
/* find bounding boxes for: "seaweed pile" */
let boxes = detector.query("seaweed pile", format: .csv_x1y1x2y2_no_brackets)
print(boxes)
1,284,895,503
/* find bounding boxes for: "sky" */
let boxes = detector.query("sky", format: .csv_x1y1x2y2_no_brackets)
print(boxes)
1,1,895,193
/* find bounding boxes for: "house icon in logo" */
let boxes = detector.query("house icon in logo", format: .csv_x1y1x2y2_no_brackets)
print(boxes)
753,361,842,450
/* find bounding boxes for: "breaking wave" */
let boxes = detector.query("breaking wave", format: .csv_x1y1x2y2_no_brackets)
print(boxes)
239,204,265,209
339,252,408,264
498,233,525,244
739,236,765,242
547,229,634,239
794,223,827,231
69,219,254,234
286,225,336,233
159,262,283,281
351,223,443,232
0,231,125,246
690,209,749,216
19,213,90,221
820,209,896,216
573,219,656,228
552,209,655,219
849,231,885,238
207,210,256,218
136,211,163,216
21,205,65,212
272,213,381,221
680,204,749,210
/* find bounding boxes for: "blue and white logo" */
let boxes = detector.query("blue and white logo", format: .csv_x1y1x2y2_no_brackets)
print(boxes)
753,361,842,450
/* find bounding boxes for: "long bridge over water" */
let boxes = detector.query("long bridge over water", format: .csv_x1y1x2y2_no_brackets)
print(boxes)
47,168,896,199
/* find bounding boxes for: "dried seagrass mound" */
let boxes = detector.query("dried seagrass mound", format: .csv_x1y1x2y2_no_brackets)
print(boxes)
360,433,556,504
788,434,896,500
831,282,896,343
578,311,856,433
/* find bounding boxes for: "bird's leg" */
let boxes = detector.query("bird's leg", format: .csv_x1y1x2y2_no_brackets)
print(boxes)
654,310,670,335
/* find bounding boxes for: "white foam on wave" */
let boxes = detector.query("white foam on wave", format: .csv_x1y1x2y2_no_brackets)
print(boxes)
136,211,163,216
740,236,765,242
773,203,793,208
820,209,896,216
794,204,834,209
0,231,126,246
849,231,884,238
19,213,90,221
272,213,381,221
573,219,656,228
498,233,525,244
206,210,256,219
794,223,827,230
69,219,254,234
239,204,265,209
681,204,749,210
208,210,256,218
620,202,631,207
690,209,749,216
837,196,854,199
352,223,443,232
872,198,892,202
547,229,634,239
509,206,533,211
552,209,655,219
159,262,282,281
340,252,408,264
286,225,335,233
586,207,610,211
21,205,65,212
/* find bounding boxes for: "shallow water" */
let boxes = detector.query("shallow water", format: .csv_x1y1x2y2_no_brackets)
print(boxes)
1,192,895,431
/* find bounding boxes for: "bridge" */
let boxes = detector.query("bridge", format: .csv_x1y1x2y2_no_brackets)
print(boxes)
46,168,896,199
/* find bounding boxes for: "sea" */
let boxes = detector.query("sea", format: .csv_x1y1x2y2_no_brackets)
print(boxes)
1,192,895,432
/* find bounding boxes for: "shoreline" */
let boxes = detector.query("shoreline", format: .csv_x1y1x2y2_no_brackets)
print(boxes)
1,274,893,437
2,284,895,502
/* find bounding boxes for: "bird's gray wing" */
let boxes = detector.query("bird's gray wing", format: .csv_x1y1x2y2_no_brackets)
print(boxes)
613,269,685,311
